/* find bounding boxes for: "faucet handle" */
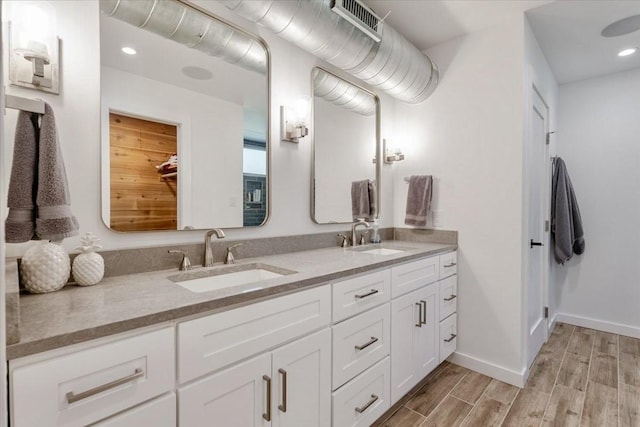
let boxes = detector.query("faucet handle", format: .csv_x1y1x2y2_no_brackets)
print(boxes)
337,234,349,248
168,249,192,271
359,231,369,246
225,243,243,264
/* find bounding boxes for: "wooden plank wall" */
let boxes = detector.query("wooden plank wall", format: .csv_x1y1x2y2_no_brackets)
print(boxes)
109,113,178,231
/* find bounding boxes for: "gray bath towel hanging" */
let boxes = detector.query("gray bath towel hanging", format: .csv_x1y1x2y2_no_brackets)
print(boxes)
551,157,584,264
351,179,371,221
405,175,433,227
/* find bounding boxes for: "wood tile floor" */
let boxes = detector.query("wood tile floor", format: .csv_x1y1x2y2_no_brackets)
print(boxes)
372,323,640,427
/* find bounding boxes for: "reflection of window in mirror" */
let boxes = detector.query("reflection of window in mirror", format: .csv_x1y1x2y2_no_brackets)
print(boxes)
243,139,267,226
109,113,178,232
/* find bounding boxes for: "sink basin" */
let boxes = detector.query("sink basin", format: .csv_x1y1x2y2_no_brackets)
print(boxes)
359,248,406,256
169,263,297,293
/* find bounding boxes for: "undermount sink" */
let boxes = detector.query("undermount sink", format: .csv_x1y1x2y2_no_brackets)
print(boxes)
169,263,297,293
359,248,406,256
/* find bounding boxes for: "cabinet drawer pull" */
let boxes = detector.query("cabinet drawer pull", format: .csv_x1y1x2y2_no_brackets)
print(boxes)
278,369,287,413
444,262,457,268
444,334,457,343
420,300,427,325
66,368,144,404
263,375,272,421
355,394,379,413
415,302,422,327
355,289,379,299
355,336,379,351
444,294,457,302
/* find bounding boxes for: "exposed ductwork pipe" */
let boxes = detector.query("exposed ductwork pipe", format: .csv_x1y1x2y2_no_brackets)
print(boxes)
222,0,438,103
99,0,267,74
313,68,376,116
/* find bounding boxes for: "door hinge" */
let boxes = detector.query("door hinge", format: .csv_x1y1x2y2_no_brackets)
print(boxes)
546,131,556,145
544,307,549,319
545,220,550,232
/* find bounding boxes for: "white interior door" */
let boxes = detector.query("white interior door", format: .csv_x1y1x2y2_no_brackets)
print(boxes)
526,85,549,368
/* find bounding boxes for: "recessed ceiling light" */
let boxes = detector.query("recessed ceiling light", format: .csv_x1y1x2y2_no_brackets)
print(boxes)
618,48,637,57
121,47,137,55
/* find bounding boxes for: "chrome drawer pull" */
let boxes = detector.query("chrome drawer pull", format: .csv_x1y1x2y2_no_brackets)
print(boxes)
263,375,272,421
420,300,427,325
355,337,379,351
444,334,457,343
278,369,287,413
66,368,144,404
415,302,422,327
355,394,379,413
444,262,457,268
444,295,457,302
355,289,379,299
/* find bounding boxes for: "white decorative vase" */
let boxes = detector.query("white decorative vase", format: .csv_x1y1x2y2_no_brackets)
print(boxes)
21,242,70,293
72,232,105,286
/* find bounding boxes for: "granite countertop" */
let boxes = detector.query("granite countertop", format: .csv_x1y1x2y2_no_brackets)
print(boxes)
7,241,455,360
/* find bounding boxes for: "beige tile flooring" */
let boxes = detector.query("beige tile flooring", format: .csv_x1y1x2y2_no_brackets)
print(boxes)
373,323,640,427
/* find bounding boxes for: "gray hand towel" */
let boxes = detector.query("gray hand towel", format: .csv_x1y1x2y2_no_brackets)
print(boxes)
35,103,79,241
351,179,371,221
551,158,584,264
5,111,39,243
405,175,433,227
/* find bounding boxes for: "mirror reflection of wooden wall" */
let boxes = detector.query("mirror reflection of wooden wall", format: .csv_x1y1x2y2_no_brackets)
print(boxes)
109,113,178,231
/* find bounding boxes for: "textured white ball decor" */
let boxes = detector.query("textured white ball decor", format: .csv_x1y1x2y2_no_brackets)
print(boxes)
21,241,71,293
72,232,105,287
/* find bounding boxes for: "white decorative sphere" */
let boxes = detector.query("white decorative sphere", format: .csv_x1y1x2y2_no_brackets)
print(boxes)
21,242,70,293
72,252,105,286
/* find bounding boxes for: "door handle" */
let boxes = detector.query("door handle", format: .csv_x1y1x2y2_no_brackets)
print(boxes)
444,294,457,302
415,302,422,327
66,368,144,404
355,336,379,351
263,375,272,421
444,333,457,343
355,289,379,299
355,394,379,413
530,239,543,248
278,368,287,413
420,300,427,325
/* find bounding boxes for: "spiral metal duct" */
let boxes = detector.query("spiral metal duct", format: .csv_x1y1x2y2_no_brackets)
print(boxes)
222,0,438,103
99,0,267,74
313,69,376,116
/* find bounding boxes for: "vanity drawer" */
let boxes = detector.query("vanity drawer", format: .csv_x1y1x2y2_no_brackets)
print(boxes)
333,269,391,322
439,275,458,321
391,257,439,298
439,251,457,279
94,393,176,427
332,357,390,427
178,284,331,383
332,303,390,389
440,314,457,363
10,327,175,427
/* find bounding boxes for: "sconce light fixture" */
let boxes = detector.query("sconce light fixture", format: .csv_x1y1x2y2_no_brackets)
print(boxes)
383,139,405,164
281,103,309,143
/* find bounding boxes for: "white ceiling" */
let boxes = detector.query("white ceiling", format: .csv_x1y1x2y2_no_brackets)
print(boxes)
526,1,640,84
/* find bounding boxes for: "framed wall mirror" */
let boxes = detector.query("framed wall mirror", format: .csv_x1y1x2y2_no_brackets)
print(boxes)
311,67,380,224
99,0,269,232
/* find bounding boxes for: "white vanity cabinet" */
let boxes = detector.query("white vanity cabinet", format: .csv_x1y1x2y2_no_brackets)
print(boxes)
179,328,331,427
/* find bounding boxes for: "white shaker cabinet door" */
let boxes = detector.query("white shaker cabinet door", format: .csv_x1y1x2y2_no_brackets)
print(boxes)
178,353,271,427
271,329,331,427
415,283,439,380
390,289,421,404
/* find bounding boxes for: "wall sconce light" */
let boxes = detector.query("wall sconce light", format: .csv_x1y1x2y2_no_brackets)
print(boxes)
383,139,405,164
281,102,309,143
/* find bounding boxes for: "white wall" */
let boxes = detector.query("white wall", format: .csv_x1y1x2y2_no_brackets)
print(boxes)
554,67,640,335
314,97,376,223
2,0,396,257
393,18,526,380
101,66,244,229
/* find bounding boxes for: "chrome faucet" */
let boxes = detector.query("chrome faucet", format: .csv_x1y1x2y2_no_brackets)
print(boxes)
203,229,225,267
351,219,370,246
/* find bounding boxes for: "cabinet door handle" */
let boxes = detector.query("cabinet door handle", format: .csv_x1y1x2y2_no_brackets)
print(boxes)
66,368,144,404
263,375,272,421
355,336,379,351
444,262,457,267
444,333,457,343
278,368,287,413
444,294,457,302
355,394,379,413
355,289,379,299
420,300,427,325
415,302,422,327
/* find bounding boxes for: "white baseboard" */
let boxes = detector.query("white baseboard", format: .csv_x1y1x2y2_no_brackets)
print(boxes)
556,313,640,339
448,351,527,388
548,313,558,333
